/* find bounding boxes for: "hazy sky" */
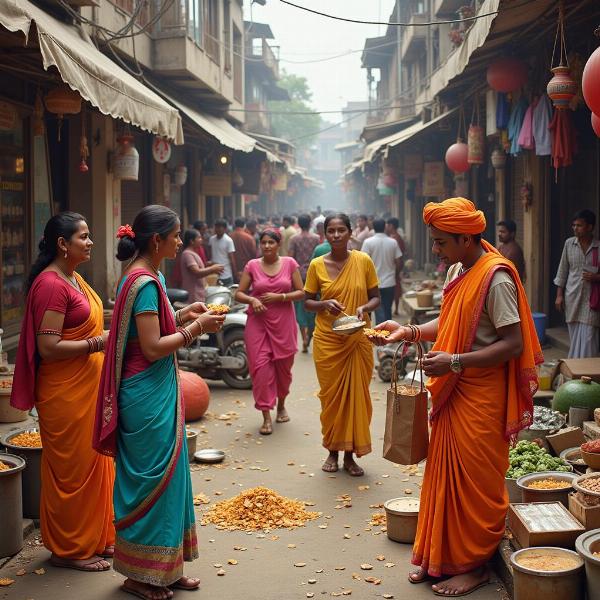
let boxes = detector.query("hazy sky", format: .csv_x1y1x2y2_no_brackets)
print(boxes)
244,0,397,114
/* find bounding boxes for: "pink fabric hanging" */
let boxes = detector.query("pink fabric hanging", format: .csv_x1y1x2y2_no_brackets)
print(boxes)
517,99,537,151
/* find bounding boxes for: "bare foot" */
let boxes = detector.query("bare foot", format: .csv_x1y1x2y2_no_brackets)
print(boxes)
50,554,110,571
343,460,364,477
408,567,429,583
122,579,173,600
431,567,489,596
99,545,114,558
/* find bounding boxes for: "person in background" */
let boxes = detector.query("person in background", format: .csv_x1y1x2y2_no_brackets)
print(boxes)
312,238,331,259
235,230,305,435
246,219,260,250
497,220,526,282
304,213,380,477
312,214,326,243
554,209,600,358
230,217,257,281
362,219,403,323
209,218,236,286
181,229,224,302
369,197,541,597
288,214,320,352
349,214,373,250
95,206,225,600
11,212,115,573
280,215,297,256
386,218,406,316
192,220,209,263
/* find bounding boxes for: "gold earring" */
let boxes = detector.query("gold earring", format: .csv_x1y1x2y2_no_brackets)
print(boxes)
155,242,159,254
64,251,67,259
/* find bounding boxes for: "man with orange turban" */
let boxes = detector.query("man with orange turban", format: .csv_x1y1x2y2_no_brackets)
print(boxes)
369,198,542,596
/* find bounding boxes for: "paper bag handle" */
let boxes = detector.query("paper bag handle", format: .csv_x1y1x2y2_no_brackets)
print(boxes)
391,340,425,396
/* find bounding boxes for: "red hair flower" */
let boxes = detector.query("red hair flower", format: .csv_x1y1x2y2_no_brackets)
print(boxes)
117,224,135,239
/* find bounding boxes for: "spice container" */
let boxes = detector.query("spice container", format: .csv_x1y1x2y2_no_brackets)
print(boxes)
0,453,26,558
511,547,584,600
575,529,600,600
383,497,420,543
517,472,577,507
186,428,198,462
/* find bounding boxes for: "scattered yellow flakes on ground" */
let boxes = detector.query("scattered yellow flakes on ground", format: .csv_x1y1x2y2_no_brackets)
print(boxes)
288,544,296,549
15,569,26,576
369,513,387,527
34,568,45,575
201,487,320,531
294,562,307,567
0,578,15,586
227,559,238,565
357,485,369,491
216,569,226,576
404,489,413,495
193,493,210,506
376,555,385,561
360,563,373,570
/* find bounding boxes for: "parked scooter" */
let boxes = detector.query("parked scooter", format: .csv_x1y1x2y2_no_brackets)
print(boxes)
167,284,251,389
376,342,417,383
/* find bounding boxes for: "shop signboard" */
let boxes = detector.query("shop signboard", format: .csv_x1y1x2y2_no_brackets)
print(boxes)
202,173,232,196
423,162,445,197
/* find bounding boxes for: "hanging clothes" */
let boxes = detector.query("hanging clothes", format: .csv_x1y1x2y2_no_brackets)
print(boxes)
496,92,510,129
532,94,553,156
549,109,578,170
517,99,537,151
507,97,528,156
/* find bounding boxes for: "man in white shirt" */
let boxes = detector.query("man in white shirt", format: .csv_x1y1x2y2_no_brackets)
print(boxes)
361,219,402,323
209,219,236,286
349,214,373,250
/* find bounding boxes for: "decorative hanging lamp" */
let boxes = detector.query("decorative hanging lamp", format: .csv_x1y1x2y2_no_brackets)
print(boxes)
486,57,528,93
467,94,484,165
490,147,507,169
582,28,600,115
445,102,470,174
44,84,81,141
591,113,600,138
114,131,139,181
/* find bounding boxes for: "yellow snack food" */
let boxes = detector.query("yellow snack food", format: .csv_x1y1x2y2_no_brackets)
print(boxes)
0,461,10,471
363,329,390,338
206,304,230,315
9,431,42,448
526,478,572,490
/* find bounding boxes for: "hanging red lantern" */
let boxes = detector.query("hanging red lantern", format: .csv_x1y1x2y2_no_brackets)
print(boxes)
445,141,469,173
547,65,577,109
486,58,528,93
45,85,81,141
592,113,600,138
583,46,600,115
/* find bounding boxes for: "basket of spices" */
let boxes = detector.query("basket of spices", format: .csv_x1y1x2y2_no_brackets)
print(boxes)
1,428,42,519
517,472,577,507
510,547,585,599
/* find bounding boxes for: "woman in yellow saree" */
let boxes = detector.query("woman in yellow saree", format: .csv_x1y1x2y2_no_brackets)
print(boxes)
11,212,115,571
304,213,380,476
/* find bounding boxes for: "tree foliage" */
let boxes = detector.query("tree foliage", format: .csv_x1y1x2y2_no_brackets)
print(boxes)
268,70,322,150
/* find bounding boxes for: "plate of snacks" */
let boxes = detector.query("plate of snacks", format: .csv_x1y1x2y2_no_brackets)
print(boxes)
332,316,366,336
206,304,230,315
364,328,391,339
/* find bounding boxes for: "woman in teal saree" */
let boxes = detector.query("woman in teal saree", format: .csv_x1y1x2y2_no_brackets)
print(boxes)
94,206,225,600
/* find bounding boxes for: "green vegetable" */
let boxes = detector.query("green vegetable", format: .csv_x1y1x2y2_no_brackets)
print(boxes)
506,440,570,479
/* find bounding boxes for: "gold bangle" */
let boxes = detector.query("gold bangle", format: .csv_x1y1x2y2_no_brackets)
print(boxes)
282,293,287,302
175,309,184,327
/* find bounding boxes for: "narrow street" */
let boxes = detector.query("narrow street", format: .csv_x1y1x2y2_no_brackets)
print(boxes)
0,349,506,600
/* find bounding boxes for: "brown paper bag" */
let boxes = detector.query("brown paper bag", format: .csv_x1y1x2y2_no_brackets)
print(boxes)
383,342,429,465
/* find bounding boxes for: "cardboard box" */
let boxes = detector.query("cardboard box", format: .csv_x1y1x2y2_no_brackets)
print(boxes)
546,426,586,455
559,359,600,383
508,502,585,549
568,492,600,530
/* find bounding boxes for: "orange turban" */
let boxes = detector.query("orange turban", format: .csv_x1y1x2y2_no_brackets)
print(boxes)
423,197,486,235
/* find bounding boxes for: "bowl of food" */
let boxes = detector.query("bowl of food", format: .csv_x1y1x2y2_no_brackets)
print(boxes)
194,449,225,464
573,472,600,506
332,316,366,336
560,447,587,472
580,440,600,470
516,471,578,507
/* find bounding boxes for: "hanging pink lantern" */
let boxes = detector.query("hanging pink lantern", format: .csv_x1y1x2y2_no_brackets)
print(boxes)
592,113,600,138
547,66,577,109
486,57,528,93
445,141,469,173
583,47,600,115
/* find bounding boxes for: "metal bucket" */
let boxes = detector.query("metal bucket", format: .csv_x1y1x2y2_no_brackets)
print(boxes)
0,453,26,557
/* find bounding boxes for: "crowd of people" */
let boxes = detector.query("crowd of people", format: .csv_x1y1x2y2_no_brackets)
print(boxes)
7,199,600,599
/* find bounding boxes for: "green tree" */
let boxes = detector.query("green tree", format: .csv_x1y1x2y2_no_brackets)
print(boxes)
268,70,322,150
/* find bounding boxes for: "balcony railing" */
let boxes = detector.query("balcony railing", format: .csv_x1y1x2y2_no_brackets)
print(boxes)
246,38,279,80
113,0,151,27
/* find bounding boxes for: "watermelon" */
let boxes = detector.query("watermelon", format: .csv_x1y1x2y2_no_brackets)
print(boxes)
552,376,600,414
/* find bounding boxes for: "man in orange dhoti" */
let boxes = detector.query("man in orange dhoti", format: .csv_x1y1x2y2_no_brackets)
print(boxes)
371,198,542,596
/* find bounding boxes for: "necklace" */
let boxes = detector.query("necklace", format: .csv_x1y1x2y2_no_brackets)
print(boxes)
140,256,159,275
56,266,81,292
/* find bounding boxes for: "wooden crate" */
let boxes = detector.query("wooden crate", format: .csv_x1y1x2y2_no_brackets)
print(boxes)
508,502,585,548
568,493,600,530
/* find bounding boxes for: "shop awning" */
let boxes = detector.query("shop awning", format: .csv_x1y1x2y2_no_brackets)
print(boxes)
0,0,183,143
364,108,458,162
159,90,257,153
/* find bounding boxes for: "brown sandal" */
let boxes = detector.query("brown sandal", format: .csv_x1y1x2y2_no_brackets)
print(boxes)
169,576,201,591
50,555,110,572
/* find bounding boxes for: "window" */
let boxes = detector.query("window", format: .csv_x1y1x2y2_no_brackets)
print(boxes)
188,0,204,46
114,0,150,27
204,0,220,64
432,27,439,69
233,25,243,101
223,1,231,72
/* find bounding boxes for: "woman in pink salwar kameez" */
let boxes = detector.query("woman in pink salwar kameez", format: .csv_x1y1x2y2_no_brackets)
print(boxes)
235,229,305,434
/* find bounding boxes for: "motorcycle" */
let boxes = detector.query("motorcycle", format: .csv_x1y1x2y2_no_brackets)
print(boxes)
376,341,417,383
167,284,251,389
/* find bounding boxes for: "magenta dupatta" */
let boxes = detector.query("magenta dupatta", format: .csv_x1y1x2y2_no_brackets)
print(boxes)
93,269,176,456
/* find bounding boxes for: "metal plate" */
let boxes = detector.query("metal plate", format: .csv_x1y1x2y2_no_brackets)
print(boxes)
194,449,225,464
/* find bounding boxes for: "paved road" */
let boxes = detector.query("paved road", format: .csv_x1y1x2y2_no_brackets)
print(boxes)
0,349,507,600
